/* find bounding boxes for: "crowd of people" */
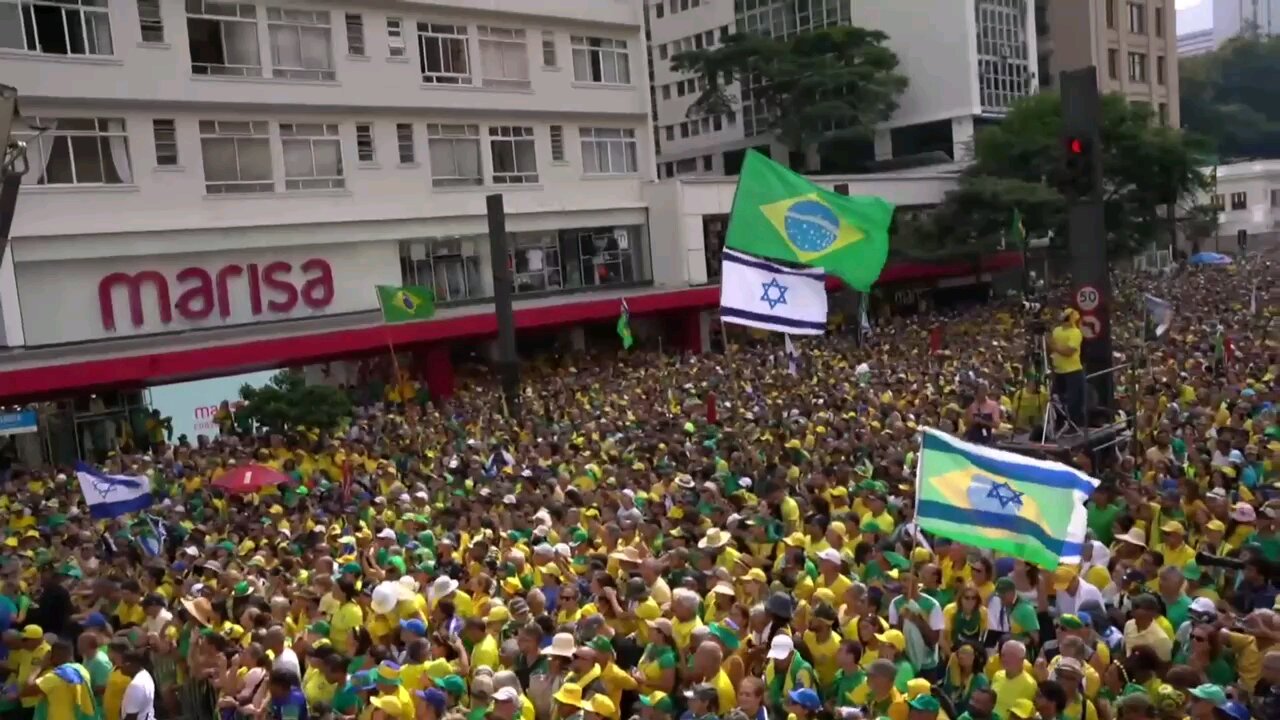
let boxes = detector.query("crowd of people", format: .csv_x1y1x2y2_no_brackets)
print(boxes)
0,253,1278,720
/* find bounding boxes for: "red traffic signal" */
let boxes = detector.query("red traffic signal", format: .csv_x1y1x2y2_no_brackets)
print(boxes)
1063,135,1096,198
1067,137,1085,155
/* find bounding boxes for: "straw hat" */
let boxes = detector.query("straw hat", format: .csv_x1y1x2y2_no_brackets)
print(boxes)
181,596,215,627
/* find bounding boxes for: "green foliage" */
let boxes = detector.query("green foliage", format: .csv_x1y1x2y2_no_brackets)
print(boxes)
912,93,1214,256
1180,35,1280,160
670,26,907,158
238,369,352,433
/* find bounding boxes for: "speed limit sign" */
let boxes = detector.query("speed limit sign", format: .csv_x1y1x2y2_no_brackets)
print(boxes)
1076,285,1101,312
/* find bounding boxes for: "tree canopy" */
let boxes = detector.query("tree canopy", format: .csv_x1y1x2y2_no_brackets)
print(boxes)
1179,35,1280,160
909,93,1214,256
238,369,352,433
670,26,907,160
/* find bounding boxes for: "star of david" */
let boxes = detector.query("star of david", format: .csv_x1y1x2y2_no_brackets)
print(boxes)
91,477,123,499
985,480,1025,510
760,277,789,310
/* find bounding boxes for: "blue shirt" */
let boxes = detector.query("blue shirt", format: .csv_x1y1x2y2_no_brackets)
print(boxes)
270,688,308,720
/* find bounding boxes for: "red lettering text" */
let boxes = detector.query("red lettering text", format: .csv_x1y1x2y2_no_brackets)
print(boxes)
97,259,335,331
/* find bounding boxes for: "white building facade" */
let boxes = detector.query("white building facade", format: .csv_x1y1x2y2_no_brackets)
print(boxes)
1203,160,1280,252
647,0,1039,176
0,0,660,348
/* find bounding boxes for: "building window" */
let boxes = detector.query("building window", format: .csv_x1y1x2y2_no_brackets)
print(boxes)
1211,194,1224,210
401,237,484,303
344,12,364,55
661,85,671,100
1156,55,1165,85
279,122,343,190
22,117,132,186
1158,102,1167,125
187,0,261,76
418,23,471,84
0,0,113,56
1231,191,1247,210
488,126,538,185
1127,1,1145,34
1107,48,1119,79
664,125,674,141
571,36,631,85
1154,5,1164,36
1271,189,1279,208
580,127,638,175
654,2,663,18
266,8,334,81
658,44,668,60
577,229,634,286
386,17,404,57
152,119,178,166
477,26,530,88
396,123,415,164
355,122,375,162
512,234,562,293
702,155,713,171
1127,51,1147,82
426,123,482,187
679,121,689,138
549,124,566,162
674,157,697,175
541,30,556,67
198,120,272,194
1106,0,1116,28
138,0,164,42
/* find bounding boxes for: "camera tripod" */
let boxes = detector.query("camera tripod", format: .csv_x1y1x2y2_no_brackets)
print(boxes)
1022,334,1082,441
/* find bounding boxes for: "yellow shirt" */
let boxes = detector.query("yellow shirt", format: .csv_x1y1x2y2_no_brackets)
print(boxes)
16,642,51,708
801,630,843,688
115,602,146,627
36,666,89,720
710,670,736,716
992,670,1039,719
1051,325,1083,374
302,667,338,707
104,669,131,720
470,635,501,673
671,617,704,653
1156,542,1196,570
331,601,364,654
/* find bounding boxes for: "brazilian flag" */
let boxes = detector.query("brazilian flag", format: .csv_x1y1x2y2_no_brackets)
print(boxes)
724,150,895,292
376,285,435,323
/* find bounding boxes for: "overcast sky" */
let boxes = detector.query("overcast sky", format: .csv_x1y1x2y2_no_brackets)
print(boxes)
1177,0,1213,33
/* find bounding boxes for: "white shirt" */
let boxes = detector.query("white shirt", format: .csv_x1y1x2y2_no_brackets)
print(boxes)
122,669,155,720
1055,578,1105,616
141,609,173,636
273,647,301,680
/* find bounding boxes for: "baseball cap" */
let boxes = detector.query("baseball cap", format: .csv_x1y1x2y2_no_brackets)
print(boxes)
83,612,109,629
787,688,822,711
908,695,941,713
766,634,794,660
399,618,427,637
492,687,519,703
415,688,447,715
1189,683,1228,707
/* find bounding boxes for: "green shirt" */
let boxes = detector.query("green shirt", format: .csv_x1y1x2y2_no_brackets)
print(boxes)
829,668,865,706
330,682,362,716
1087,502,1123,545
84,649,113,691
1163,594,1191,630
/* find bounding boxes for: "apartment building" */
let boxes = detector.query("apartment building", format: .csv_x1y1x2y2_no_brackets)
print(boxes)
647,0,1039,177
1037,0,1180,126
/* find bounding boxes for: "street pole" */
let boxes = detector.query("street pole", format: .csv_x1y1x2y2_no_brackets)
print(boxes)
1061,68,1114,420
486,193,521,419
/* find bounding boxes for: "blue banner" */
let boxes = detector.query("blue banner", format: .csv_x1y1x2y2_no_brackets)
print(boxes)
0,410,37,437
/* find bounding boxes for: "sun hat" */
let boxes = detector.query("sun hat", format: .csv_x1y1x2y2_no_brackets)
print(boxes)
1115,528,1148,548
766,634,795,660
181,597,216,627
586,695,617,718
541,632,577,658
552,683,585,709
698,529,731,549
1231,503,1256,522
1052,565,1079,591
369,696,403,717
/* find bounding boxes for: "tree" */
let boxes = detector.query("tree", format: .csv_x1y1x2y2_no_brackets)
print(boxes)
670,26,908,164
914,93,1214,256
1179,35,1280,160
238,369,352,433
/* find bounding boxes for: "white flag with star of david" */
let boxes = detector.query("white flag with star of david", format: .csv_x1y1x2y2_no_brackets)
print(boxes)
719,249,827,335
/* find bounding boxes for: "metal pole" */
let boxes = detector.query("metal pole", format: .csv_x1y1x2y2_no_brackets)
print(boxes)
486,193,520,419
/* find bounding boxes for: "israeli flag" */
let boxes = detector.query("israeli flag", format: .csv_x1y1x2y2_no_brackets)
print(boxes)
720,249,827,335
75,463,154,519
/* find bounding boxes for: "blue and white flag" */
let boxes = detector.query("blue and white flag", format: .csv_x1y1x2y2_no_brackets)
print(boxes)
784,334,799,376
75,463,154,519
719,249,827,335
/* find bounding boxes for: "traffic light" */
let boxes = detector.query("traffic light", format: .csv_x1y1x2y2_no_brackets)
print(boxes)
1063,135,1096,199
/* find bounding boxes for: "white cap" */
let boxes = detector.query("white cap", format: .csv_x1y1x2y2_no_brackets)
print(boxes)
493,687,520,703
502,494,517,505
376,528,397,540
738,477,753,489
767,634,794,660
1190,597,1217,616
817,548,842,564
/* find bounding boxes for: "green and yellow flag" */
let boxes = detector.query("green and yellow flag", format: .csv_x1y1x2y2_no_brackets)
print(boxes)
724,150,895,292
376,285,435,323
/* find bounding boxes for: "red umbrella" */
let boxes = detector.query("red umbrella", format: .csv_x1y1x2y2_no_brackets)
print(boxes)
213,464,289,495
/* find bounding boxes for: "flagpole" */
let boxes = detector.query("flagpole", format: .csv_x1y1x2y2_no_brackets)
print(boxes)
374,289,413,424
